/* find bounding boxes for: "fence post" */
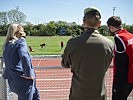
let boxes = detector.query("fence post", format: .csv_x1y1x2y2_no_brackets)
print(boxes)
0,57,7,100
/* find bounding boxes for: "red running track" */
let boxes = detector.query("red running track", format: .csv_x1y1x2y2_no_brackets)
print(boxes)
32,58,133,100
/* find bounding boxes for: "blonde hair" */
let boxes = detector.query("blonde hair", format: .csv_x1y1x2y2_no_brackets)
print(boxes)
3,23,25,49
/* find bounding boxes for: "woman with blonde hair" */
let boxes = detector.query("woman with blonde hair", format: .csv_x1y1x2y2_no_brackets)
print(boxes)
3,23,40,100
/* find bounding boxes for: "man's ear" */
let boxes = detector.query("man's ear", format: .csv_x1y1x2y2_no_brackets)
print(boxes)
83,18,85,26
98,21,101,28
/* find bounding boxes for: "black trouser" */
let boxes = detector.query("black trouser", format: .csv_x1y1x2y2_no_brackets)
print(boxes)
112,82,133,100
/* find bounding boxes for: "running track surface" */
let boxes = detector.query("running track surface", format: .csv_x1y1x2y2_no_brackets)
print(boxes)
32,58,133,100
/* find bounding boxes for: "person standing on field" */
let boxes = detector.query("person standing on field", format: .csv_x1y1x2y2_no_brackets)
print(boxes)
61,41,64,50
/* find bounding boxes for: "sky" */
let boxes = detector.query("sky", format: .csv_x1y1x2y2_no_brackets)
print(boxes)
0,0,133,25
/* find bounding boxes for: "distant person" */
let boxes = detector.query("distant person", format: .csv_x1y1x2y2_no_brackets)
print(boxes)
2,23,40,100
60,41,64,50
29,46,35,52
62,7,113,100
107,16,133,100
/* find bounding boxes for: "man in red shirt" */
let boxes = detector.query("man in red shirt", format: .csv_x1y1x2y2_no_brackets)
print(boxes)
107,16,133,100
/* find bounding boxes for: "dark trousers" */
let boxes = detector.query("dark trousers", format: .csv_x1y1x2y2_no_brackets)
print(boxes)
112,82,133,100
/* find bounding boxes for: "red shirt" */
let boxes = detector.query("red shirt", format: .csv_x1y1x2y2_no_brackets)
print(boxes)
113,29,133,84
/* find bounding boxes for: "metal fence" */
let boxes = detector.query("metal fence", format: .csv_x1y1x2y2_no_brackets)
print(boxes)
0,57,133,100
0,57,7,100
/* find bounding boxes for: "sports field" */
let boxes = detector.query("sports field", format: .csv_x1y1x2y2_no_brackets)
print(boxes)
0,36,71,56
0,36,113,56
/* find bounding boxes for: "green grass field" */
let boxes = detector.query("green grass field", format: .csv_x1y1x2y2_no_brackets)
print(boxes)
0,36,113,57
0,36,71,56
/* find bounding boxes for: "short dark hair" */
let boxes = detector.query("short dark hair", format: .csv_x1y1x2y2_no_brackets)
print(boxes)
84,7,101,20
107,16,122,27
83,7,101,27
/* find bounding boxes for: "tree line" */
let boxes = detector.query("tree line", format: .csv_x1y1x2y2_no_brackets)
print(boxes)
0,7,133,36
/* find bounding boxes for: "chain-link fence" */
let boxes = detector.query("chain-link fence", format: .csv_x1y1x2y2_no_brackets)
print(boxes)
0,57,6,100
0,57,133,100
0,57,18,100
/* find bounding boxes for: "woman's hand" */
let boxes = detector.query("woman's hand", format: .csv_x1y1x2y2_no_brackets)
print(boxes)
21,75,34,80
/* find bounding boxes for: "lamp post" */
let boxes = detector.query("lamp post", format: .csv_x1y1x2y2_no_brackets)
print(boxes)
113,7,116,16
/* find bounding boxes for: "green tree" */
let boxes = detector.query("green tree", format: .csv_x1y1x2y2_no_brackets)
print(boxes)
123,24,133,33
0,24,8,35
0,12,8,25
46,21,57,36
37,24,47,36
24,22,33,36
7,7,27,24
99,25,109,36
56,21,68,35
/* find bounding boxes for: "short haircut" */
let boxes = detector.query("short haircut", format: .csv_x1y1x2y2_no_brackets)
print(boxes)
107,16,122,28
83,7,101,27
